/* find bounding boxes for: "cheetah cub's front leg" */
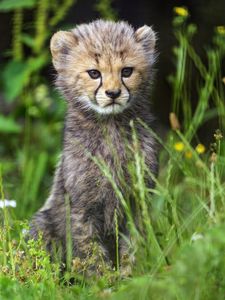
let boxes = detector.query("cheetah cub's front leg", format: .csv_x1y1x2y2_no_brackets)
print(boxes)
70,211,112,276
119,235,135,277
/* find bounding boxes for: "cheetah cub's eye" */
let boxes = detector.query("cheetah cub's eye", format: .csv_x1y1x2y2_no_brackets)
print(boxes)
121,67,133,78
87,69,101,79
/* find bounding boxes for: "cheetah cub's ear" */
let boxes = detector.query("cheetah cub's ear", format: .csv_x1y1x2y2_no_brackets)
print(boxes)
50,31,78,71
134,25,156,53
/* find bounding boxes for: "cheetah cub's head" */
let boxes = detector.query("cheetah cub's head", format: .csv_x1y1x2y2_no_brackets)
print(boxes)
51,20,156,115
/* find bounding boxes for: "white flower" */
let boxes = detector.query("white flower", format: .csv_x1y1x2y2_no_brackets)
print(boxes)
191,232,204,242
0,200,17,208
22,228,28,235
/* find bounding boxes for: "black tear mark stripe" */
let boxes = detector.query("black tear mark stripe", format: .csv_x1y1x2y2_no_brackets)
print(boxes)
121,78,131,102
94,77,103,102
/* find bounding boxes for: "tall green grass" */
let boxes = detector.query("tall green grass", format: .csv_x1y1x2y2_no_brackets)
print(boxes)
0,7,225,300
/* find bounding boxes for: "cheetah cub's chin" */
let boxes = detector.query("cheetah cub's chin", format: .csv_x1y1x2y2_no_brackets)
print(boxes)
80,95,131,115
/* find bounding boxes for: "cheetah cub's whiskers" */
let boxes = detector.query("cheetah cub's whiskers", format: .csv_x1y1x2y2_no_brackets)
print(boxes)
30,20,158,276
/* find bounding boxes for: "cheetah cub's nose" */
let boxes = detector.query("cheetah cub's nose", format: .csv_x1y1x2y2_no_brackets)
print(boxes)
105,89,121,100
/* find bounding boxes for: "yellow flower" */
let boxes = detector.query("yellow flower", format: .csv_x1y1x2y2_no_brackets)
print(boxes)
216,26,225,35
185,151,192,159
174,6,189,17
222,77,225,85
174,142,185,152
195,143,206,154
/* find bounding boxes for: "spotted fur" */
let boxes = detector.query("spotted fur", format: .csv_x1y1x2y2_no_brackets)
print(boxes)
30,20,158,271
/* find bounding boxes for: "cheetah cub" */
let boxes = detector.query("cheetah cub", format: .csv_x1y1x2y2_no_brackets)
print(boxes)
30,20,158,275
